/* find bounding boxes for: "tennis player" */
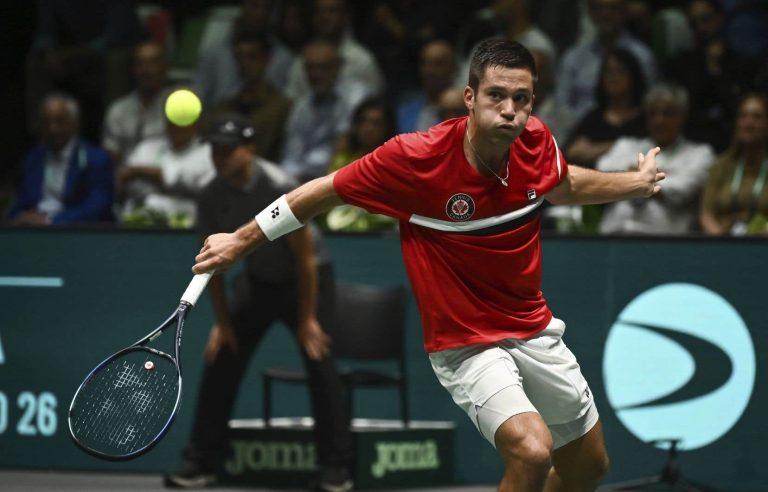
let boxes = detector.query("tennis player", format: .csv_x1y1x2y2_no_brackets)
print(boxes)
192,39,665,492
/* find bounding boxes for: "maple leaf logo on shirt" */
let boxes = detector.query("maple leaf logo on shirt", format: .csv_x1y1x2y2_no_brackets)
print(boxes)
446,193,475,221
453,201,468,215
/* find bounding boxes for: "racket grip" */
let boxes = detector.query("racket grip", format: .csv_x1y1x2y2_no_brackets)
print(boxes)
180,272,213,306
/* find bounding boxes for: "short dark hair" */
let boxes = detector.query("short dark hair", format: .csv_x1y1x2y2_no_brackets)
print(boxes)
467,38,537,91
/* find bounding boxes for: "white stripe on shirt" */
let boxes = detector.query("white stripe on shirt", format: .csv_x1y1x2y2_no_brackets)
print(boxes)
409,198,544,232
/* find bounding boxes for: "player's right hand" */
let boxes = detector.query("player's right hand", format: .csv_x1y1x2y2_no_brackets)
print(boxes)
193,232,244,274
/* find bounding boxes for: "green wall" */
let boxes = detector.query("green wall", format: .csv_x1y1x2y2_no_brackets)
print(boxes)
0,229,765,491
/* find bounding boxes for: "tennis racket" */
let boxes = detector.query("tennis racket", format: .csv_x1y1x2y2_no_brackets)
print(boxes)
68,273,212,460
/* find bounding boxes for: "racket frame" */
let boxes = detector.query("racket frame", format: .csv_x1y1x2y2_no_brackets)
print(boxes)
68,301,192,461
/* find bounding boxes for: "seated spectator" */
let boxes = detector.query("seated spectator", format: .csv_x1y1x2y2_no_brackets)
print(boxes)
280,39,369,183
324,98,397,232
529,47,577,144
329,97,396,173
455,0,557,87
117,109,215,228
436,87,467,122
596,83,715,234
193,0,297,109
557,0,657,121
643,3,694,62
700,93,768,236
10,93,114,225
25,0,141,141
528,0,581,54
664,0,759,153
397,40,457,133
274,0,313,53
102,41,170,166
359,0,463,97
212,28,293,162
283,0,384,100
565,48,647,168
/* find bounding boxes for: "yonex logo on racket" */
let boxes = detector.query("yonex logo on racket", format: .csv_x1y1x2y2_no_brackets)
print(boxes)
603,283,755,450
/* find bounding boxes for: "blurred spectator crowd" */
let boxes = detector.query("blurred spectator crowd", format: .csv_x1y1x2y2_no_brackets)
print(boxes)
2,0,767,236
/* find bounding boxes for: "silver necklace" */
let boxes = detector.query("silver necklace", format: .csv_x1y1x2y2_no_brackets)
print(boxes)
465,129,509,187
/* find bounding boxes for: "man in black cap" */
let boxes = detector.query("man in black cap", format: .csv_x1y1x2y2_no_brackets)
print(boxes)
165,113,354,491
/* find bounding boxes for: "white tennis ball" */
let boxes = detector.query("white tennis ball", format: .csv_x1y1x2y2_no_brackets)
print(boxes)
164,89,202,127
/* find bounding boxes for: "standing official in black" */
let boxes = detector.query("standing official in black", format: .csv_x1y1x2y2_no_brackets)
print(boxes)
165,114,353,492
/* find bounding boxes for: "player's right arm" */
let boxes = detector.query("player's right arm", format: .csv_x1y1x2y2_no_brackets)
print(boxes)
192,173,345,274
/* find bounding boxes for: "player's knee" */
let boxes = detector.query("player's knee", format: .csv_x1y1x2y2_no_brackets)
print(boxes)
502,437,552,488
494,413,553,481
519,436,553,470
498,434,552,472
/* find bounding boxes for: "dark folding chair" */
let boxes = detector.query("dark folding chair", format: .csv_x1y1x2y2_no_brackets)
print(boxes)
262,282,409,426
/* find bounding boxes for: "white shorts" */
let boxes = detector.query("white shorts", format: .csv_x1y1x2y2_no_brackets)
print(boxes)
429,317,598,449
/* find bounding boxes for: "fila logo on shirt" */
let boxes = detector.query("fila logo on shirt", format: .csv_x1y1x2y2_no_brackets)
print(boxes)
527,189,537,200
446,193,475,221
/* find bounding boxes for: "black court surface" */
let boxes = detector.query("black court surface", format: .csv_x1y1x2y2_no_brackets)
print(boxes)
0,470,496,492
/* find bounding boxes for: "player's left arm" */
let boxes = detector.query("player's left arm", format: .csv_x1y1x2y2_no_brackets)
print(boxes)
546,147,665,205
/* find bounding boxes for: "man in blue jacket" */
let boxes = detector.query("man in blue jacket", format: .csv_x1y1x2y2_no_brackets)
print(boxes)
10,93,114,225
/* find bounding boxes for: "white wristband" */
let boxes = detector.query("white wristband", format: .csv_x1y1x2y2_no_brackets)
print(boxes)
255,194,303,241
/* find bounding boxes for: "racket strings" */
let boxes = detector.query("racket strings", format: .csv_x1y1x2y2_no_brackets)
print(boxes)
70,350,179,456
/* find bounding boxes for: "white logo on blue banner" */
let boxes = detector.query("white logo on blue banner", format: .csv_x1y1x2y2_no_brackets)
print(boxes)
603,283,755,450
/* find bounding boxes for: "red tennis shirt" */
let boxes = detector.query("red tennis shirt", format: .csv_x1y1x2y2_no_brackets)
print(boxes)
333,116,568,352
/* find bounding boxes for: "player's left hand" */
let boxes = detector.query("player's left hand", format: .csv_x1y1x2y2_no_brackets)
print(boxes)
297,317,331,361
637,147,666,196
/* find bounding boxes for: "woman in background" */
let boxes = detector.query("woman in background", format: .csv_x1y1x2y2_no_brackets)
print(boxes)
565,48,647,168
325,97,397,232
328,97,396,173
700,93,768,235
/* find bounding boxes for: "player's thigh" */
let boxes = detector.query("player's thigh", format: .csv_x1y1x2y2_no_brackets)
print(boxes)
429,343,538,446
509,318,596,448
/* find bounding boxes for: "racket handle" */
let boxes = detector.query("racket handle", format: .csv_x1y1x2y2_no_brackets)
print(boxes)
180,272,213,306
